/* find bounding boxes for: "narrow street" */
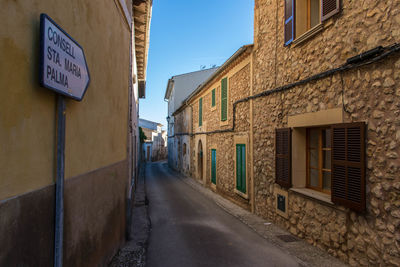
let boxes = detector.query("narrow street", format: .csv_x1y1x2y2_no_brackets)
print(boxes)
145,161,301,267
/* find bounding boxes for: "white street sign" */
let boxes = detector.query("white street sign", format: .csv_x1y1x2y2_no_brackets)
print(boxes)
40,14,90,101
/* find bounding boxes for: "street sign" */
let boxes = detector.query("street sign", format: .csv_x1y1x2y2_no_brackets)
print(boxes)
39,14,90,101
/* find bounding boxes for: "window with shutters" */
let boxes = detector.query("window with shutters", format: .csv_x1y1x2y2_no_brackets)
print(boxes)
221,77,228,122
199,97,203,127
211,149,216,185
236,144,246,194
306,127,331,193
284,0,340,46
211,88,216,108
276,122,365,212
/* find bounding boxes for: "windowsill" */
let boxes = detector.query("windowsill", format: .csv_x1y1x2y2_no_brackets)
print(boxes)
220,120,229,126
290,187,333,204
211,106,216,111
292,23,324,46
234,189,249,200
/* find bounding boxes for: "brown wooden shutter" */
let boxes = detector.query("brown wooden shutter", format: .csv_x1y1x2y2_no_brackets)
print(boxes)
321,0,340,22
331,122,366,212
284,0,294,46
275,128,291,188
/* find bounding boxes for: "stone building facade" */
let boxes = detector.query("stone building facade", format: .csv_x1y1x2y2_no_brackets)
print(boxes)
251,0,400,266
170,0,400,265
173,45,254,210
139,118,167,162
165,68,218,171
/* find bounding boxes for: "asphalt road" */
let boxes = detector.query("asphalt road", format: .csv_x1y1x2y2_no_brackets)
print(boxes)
146,161,301,267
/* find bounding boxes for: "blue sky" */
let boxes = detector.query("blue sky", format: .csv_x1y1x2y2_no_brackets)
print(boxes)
140,0,254,128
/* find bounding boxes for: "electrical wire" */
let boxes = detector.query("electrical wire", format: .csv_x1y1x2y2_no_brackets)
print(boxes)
168,43,400,138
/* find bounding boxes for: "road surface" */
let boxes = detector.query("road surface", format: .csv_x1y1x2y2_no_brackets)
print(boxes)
146,161,301,267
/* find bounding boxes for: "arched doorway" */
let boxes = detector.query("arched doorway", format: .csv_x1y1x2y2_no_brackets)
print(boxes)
198,140,203,180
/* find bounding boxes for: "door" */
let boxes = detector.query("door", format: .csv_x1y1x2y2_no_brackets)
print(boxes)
211,149,216,184
198,140,203,180
236,144,246,193
147,146,150,161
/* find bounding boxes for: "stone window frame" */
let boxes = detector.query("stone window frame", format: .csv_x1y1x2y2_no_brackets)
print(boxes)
288,108,343,204
233,135,249,199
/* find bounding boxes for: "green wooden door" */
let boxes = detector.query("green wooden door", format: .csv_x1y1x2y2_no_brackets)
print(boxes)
211,149,216,184
236,144,246,193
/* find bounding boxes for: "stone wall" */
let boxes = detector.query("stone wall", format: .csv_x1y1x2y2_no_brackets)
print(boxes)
252,0,400,265
175,50,253,210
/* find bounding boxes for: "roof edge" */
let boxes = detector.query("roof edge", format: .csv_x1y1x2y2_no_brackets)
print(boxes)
172,44,253,116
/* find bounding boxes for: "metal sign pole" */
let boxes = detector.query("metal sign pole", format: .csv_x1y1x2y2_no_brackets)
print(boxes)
54,94,66,267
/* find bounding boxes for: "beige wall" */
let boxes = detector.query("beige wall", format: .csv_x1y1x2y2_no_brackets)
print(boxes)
0,0,130,201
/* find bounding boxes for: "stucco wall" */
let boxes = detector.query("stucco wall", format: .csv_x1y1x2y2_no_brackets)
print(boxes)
0,0,130,201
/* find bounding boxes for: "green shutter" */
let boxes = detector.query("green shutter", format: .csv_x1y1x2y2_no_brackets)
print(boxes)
211,149,216,184
221,78,227,121
199,97,202,126
236,145,241,190
211,88,216,107
236,144,246,193
241,145,246,193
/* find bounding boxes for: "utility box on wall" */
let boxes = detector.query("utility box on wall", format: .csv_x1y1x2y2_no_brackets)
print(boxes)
274,188,288,218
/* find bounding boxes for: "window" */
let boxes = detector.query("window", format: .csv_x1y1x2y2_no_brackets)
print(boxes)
183,143,186,155
284,0,340,45
236,144,246,194
199,97,202,127
275,122,366,212
306,128,331,193
211,149,216,184
296,0,320,37
211,88,216,107
221,78,228,121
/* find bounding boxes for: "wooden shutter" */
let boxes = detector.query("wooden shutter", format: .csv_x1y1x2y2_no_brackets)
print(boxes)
275,128,291,188
211,88,216,107
199,97,202,126
221,78,227,121
284,0,294,46
321,0,340,22
331,122,365,212
211,149,216,184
